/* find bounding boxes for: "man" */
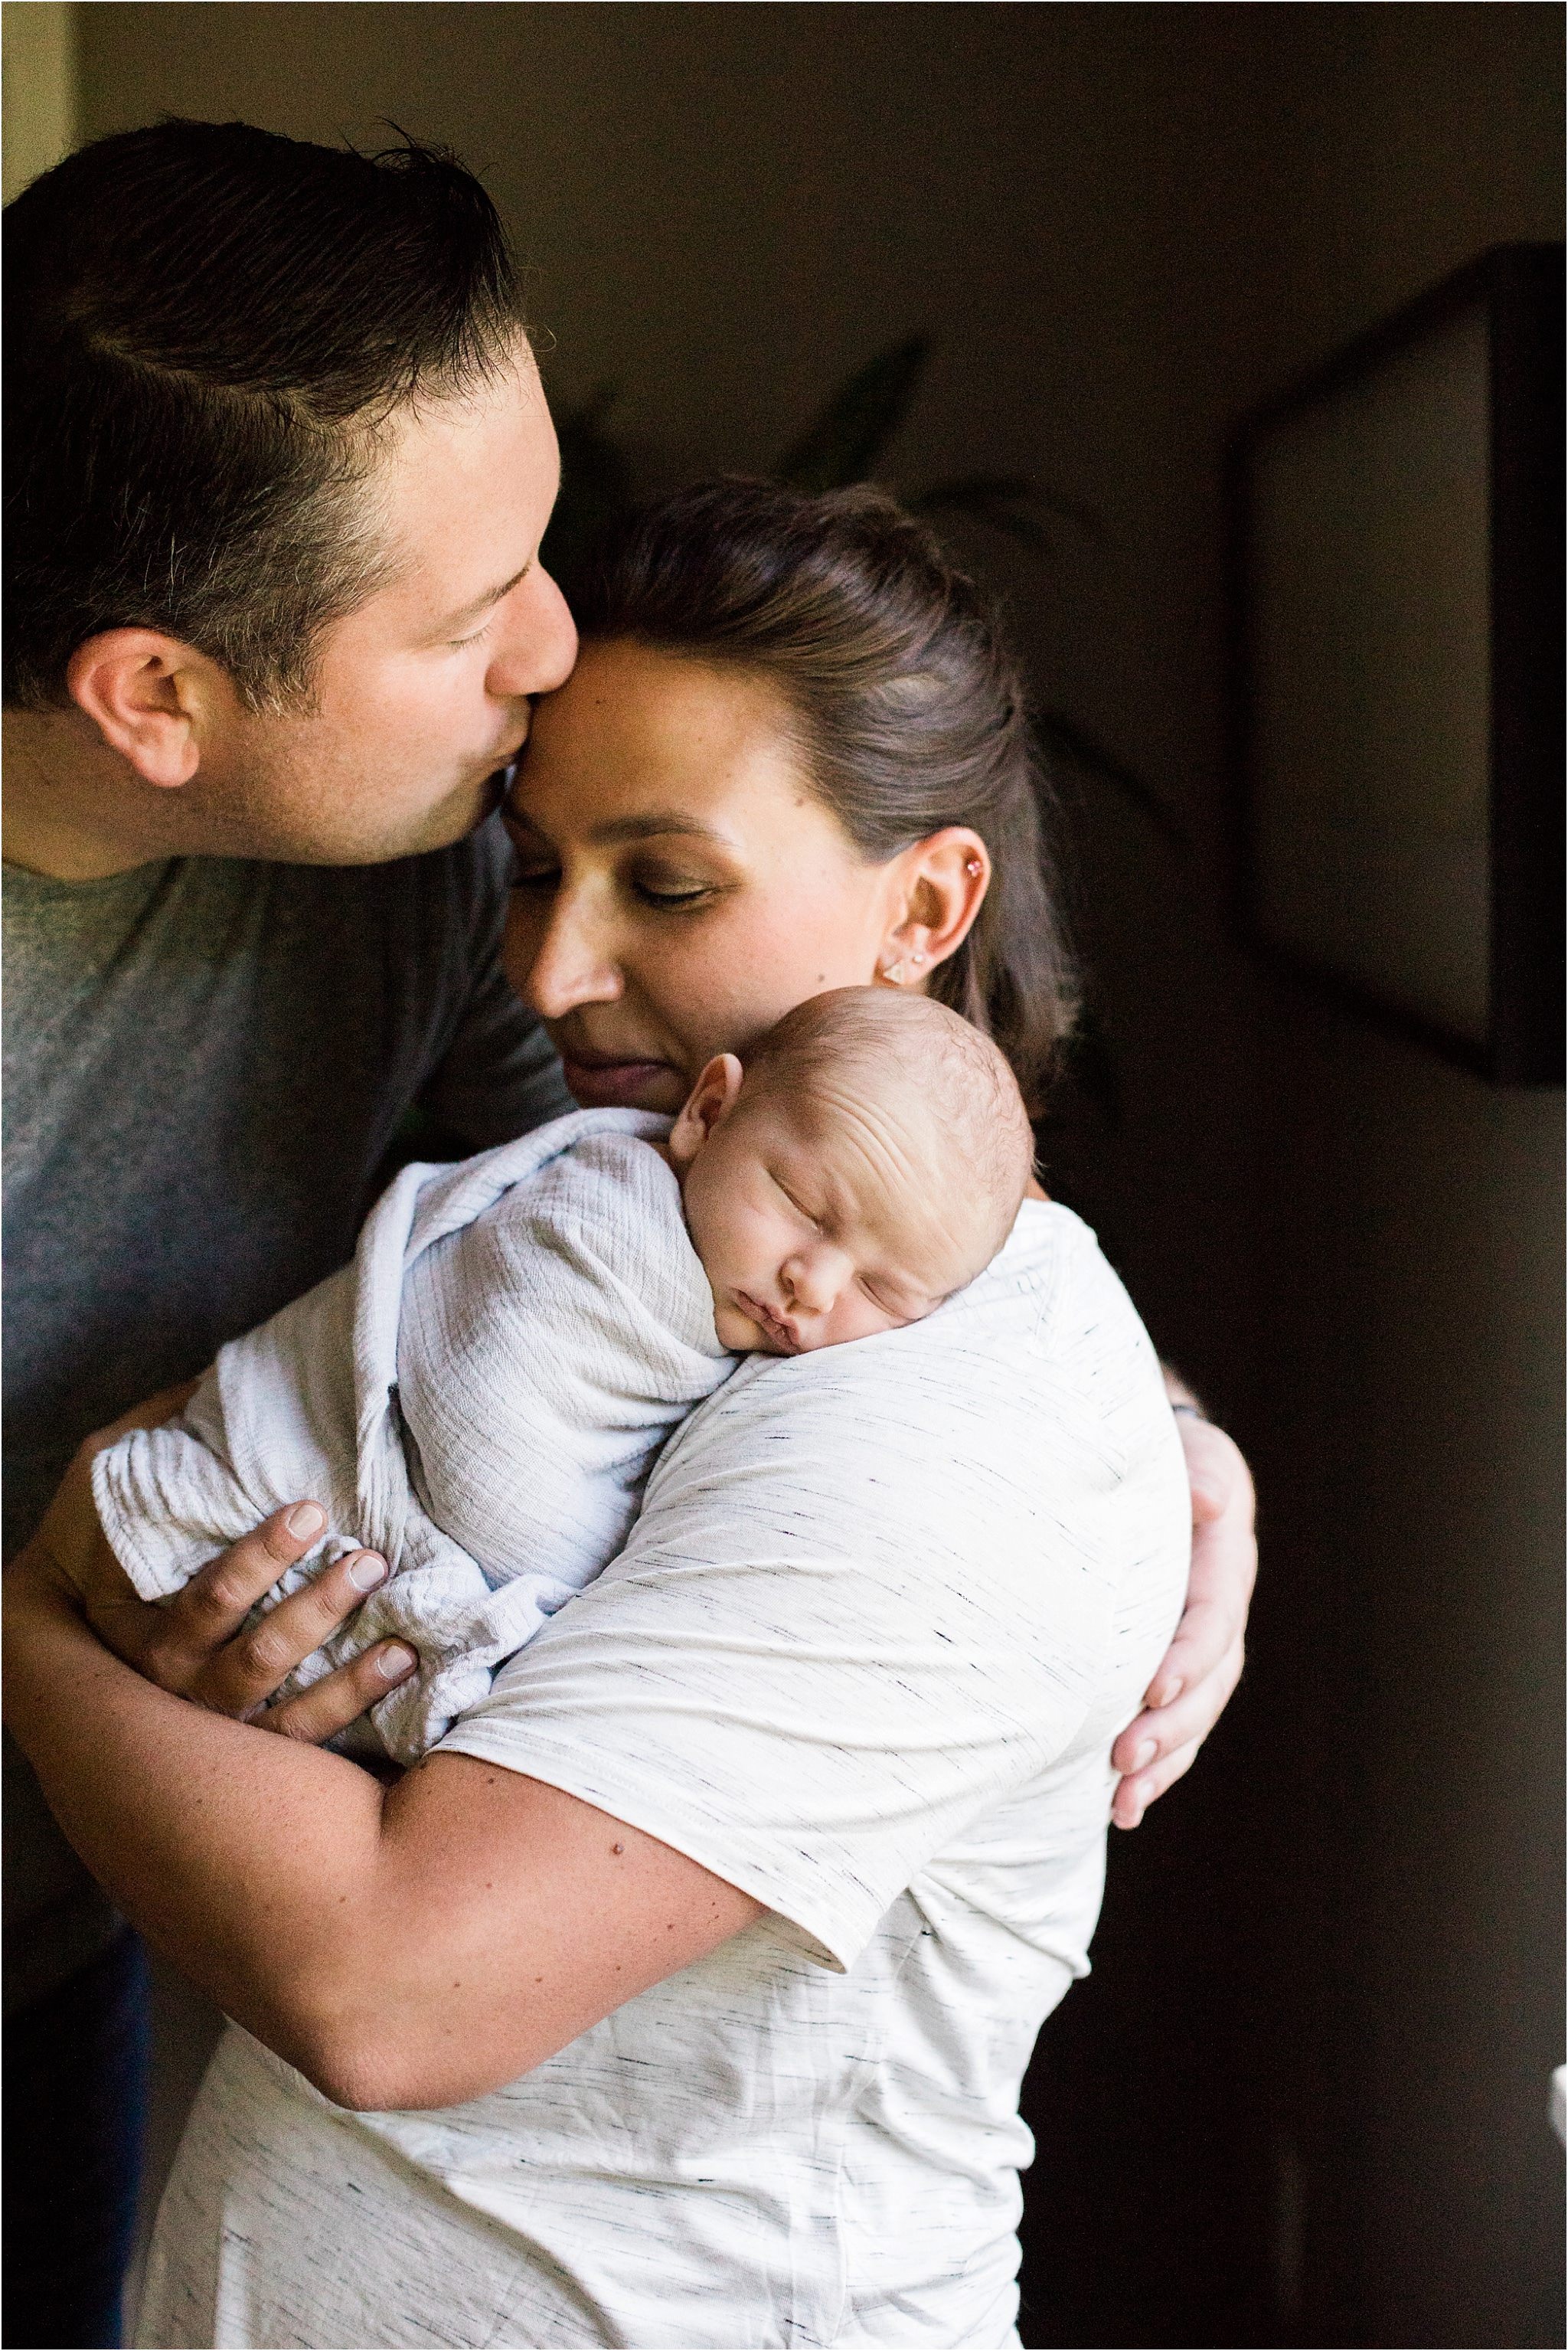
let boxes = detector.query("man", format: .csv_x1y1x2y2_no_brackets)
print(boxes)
4,119,1253,2349
4,119,576,2348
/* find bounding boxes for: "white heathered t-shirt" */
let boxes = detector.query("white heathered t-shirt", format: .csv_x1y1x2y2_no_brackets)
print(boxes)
136,1202,1190,2351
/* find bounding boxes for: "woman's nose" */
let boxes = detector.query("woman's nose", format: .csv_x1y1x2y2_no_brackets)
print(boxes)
486,564,578,700
514,896,622,1021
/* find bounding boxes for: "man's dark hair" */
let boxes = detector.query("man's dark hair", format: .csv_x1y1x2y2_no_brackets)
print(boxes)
4,119,529,710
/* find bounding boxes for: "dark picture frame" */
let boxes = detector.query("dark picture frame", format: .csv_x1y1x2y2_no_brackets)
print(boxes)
1228,244,1564,1084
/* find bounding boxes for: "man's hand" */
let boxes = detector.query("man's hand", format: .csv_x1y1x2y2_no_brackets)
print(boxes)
1110,1395,1256,1829
20,1400,417,1747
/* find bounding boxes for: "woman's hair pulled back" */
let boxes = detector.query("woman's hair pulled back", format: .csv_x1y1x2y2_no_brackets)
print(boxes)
573,476,1076,1114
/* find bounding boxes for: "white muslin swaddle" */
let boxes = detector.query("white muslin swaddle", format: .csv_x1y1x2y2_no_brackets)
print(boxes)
92,1109,736,1761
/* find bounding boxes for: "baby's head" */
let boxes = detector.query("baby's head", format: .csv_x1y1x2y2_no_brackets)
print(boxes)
666,987,1034,1355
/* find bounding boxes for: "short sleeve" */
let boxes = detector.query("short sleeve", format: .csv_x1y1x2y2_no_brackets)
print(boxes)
436,1241,1130,1971
421,819,575,1149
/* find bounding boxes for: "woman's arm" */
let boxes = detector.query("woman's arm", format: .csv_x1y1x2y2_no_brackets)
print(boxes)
1109,1373,1256,1828
4,1546,760,2112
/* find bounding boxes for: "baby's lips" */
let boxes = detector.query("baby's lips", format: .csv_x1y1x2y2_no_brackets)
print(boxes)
741,1292,802,1353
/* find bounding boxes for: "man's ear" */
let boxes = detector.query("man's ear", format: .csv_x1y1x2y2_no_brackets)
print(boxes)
877,826,990,983
667,1052,746,1169
65,629,221,790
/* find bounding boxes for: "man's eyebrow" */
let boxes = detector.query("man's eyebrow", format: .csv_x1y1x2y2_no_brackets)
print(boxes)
441,562,531,632
587,813,734,847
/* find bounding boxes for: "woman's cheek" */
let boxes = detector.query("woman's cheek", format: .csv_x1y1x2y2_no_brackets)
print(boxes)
701,901,870,1039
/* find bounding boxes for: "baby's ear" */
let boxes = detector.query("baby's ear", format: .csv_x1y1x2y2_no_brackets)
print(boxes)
668,1052,746,1166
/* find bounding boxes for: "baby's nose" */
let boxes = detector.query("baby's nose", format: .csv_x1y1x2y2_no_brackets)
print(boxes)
782,1247,848,1315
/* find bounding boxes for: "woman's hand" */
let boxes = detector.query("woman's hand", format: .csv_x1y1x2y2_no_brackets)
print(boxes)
1110,1393,1256,1829
21,1398,418,1747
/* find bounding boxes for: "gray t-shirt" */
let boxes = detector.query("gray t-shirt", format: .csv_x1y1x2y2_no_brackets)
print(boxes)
3,817,570,2007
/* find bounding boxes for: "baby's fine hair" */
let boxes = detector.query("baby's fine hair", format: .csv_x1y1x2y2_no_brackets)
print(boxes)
740,988,1035,1256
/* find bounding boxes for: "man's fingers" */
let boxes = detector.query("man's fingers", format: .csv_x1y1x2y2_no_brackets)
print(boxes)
1110,1406,1258,1831
1112,1733,1204,1829
162,1502,330,1664
259,1639,419,1747
1111,1636,1245,1818
1141,1589,1240,1711
1112,1663,1231,1778
1174,1415,1256,1535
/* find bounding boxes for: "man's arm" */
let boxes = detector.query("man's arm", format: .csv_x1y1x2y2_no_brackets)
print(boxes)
1110,1370,1256,1828
4,1549,760,2113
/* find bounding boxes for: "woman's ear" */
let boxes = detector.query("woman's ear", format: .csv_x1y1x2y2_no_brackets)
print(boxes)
65,630,217,790
876,828,989,985
667,1052,746,1168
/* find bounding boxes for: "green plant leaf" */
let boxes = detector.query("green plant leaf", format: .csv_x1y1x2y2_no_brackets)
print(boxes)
911,473,1101,548
773,335,931,491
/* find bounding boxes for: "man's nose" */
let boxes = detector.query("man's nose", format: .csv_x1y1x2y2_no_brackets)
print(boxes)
782,1246,850,1316
516,895,622,1021
487,564,578,700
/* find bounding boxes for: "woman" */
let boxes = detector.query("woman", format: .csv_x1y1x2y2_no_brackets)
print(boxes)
7,482,1253,2349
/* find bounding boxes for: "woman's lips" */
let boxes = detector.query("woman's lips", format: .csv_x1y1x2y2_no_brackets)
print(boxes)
560,1052,676,1108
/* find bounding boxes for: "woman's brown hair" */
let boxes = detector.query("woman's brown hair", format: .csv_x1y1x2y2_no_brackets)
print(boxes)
573,476,1077,1114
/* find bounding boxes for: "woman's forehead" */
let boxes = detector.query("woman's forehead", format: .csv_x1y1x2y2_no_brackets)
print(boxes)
517,642,810,831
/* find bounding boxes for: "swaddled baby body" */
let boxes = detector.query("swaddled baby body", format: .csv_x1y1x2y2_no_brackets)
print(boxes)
93,986,1033,1761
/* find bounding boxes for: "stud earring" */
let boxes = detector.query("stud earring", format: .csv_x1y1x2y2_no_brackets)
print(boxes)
910,950,927,968
880,959,906,985
965,858,983,876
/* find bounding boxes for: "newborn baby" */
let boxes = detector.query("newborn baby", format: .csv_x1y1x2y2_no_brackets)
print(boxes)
93,986,1033,1761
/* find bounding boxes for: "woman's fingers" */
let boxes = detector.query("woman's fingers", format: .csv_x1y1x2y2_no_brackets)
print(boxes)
259,1639,419,1746
151,1503,332,1688
129,1502,417,1744
185,1540,391,1720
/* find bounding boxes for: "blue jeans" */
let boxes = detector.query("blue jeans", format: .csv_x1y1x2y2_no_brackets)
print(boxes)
3,1931,149,2349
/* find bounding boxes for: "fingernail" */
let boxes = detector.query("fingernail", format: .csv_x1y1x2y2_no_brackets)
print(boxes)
1151,1679,1183,1710
377,1642,418,1679
348,1553,388,1592
286,1502,325,1540
1132,1738,1158,1771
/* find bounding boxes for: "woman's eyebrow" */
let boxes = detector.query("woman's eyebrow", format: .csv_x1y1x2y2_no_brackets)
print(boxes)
589,813,733,847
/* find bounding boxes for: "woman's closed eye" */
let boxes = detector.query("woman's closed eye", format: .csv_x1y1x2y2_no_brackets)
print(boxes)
627,865,718,909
